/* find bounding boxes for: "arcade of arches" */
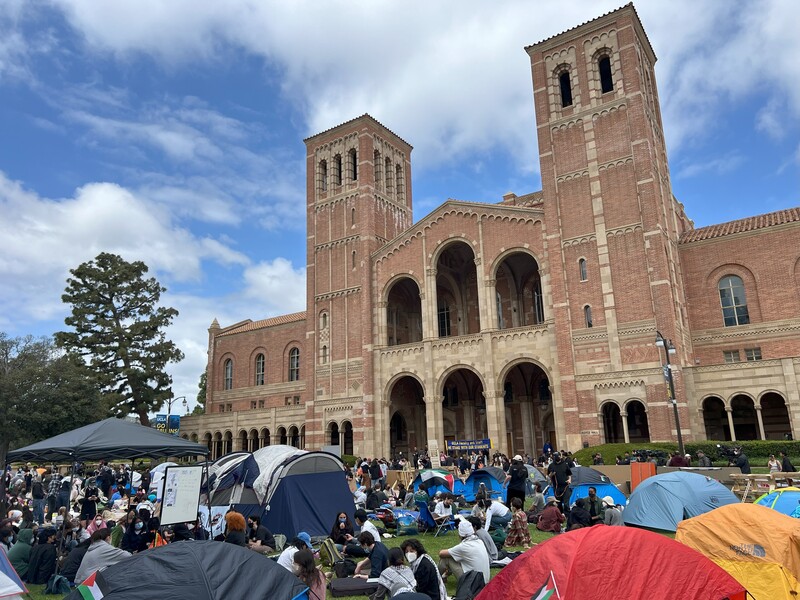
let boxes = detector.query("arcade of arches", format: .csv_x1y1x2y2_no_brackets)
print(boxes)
701,392,792,441
193,424,308,460
386,361,555,458
601,401,651,444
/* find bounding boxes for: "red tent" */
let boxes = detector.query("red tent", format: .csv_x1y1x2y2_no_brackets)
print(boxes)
477,526,747,600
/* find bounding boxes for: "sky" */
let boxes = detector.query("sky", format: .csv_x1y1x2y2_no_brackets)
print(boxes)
1,1,798,414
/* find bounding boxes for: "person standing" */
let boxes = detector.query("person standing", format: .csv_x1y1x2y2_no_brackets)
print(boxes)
780,451,796,473
768,454,782,473
697,451,712,467
732,448,751,474
31,475,46,525
505,455,528,508
546,452,572,515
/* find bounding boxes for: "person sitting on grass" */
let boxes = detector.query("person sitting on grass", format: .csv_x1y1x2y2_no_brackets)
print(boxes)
344,509,380,558
567,498,592,531
437,519,490,585
536,496,565,534
26,528,57,585
480,497,511,531
246,514,276,554
75,528,131,583
223,511,247,547
464,516,497,563
400,538,447,600
504,497,532,549
353,531,389,580
277,533,313,572
370,547,416,599
293,548,327,600
330,511,354,550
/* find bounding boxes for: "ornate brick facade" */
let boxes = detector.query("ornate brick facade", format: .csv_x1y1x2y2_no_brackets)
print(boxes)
181,4,800,460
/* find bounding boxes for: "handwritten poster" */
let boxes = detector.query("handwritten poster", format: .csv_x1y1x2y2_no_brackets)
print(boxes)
160,465,203,526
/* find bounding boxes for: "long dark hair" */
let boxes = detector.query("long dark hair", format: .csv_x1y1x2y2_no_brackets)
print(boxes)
294,548,320,587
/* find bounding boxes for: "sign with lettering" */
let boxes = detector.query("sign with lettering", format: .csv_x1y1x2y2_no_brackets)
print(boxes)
446,439,493,451
168,415,180,436
154,414,167,433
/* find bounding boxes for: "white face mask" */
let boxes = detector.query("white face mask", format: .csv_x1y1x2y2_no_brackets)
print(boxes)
405,552,417,563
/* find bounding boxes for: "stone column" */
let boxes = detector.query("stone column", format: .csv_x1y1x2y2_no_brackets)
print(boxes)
485,391,508,455
463,402,475,439
726,407,737,442
425,396,444,455
520,398,534,456
484,278,499,332
755,406,766,441
620,412,630,444
423,268,438,339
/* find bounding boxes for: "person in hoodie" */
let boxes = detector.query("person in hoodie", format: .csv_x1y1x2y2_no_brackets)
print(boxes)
7,528,34,580
26,528,57,584
75,528,131,583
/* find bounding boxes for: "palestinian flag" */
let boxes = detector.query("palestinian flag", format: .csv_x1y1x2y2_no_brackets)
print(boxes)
531,571,559,600
77,571,110,600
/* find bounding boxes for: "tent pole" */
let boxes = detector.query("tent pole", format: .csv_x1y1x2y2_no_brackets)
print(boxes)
204,458,212,537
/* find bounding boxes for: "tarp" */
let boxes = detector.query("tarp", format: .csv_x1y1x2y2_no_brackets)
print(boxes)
476,525,748,600
569,466,613,486
623,471,738,531
676,503,800,599
754,486,800,516
63,540,308,600
461,467,506,502
6,417,209,462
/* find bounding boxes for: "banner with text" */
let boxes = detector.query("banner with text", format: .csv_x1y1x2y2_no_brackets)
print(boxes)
168,415,180,436
154,414,168,434
446,439,492,451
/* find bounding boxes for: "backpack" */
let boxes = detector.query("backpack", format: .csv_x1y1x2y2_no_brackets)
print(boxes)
453,570,485,600
319,537,343,567
45,574,71,595
489,527,507,551
333,558,357,578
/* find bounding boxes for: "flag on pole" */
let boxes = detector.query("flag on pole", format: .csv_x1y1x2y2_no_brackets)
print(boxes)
0,547,27,599
531,571,560,600
77,570,110,600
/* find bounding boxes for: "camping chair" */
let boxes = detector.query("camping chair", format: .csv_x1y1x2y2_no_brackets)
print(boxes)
416,500,455,537
273,533,286,552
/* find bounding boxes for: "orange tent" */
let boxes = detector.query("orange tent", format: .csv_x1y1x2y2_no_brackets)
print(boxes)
676,502,800,599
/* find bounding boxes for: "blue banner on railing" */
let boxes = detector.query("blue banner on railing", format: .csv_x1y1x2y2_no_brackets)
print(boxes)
446,439,492,451
168,415,180,436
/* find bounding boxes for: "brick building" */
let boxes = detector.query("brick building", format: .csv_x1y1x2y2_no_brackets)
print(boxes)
181,4,800,460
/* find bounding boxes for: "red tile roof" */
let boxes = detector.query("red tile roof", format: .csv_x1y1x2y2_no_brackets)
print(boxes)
679,207,800,244
217,311,307,336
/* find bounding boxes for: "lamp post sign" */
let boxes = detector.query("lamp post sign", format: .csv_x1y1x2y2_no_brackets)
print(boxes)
154,414,168,433
167,415,181,436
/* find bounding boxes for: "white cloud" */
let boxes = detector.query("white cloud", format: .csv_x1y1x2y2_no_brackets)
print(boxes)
756,97,786,140
0,171,248,327
675,153,746,179
242,258,306,313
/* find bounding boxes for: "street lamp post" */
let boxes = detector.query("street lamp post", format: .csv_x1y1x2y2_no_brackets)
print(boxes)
164,396,186,435
655,331,685,456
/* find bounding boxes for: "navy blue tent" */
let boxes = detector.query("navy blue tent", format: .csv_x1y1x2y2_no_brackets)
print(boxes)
567,466,625,505
623,471,738,531
462,467,506,502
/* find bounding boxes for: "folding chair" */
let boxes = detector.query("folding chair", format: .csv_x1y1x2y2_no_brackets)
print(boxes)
416,500,455,537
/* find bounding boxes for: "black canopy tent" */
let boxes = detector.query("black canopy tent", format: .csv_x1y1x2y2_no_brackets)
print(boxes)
6,417,209,462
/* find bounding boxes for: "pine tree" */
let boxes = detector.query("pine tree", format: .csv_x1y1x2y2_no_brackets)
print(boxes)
56,252,184,425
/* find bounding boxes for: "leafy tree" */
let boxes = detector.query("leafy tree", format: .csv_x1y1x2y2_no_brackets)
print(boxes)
0,333,105,516
193,370,207,415
56,252,184,426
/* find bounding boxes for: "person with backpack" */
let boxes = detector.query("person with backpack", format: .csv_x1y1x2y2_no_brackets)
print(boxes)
437,520,490,585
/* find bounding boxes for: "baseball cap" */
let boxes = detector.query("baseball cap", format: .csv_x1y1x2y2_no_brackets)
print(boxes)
297,531,312,549
513,455,523,462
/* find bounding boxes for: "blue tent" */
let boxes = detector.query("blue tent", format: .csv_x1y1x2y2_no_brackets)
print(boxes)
754,486,800,516
462,467,506,502
202,445,353,539
410,469,454,497
567,466,625,506
623,471,738,531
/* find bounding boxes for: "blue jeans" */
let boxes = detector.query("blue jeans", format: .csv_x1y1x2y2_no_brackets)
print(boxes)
489,511,512,530
33,499,46,524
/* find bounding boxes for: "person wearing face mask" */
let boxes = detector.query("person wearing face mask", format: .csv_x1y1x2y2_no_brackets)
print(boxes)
546,452,572,515
581,486,605,525
79,478,101,526
293,548,327,600
399,538,446,600
75,528,131,584
330,511,354,549
86,514,107,536
120,516,148,553
246,514,275,554
372,547,416,599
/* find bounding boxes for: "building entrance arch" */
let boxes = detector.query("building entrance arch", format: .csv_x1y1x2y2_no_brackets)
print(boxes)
730,395,758,440
602,403,623,443
501,361,552,455
761,392,792,440
388,375,427,456
702,396,730,440
386,277,423,345
440,367,486,446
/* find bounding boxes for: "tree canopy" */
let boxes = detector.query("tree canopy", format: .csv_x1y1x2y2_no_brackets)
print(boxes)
193,370,207,415
0,332,105,515
56,252,184,426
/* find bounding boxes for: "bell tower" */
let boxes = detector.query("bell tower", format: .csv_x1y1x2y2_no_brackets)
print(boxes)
302,115,413,454
526,4,692,449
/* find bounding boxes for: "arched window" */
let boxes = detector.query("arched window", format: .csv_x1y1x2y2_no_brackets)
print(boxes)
321,345,328,365
598,56,614,93
374,150,382,188
333,154,342,186
223,359,233,390
385,158,393,193
255,353,265,386
351,207,356,227
496,291,504,329
534,281,544,324
320,311,328,330
559,71,573,107
352,250,357,269
288,347,300,381
395,164,403,199
584,305,593,328
718,275,750,327
438,302,451,337
579,258,588,281
319,159,328,192
348,148,357,182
